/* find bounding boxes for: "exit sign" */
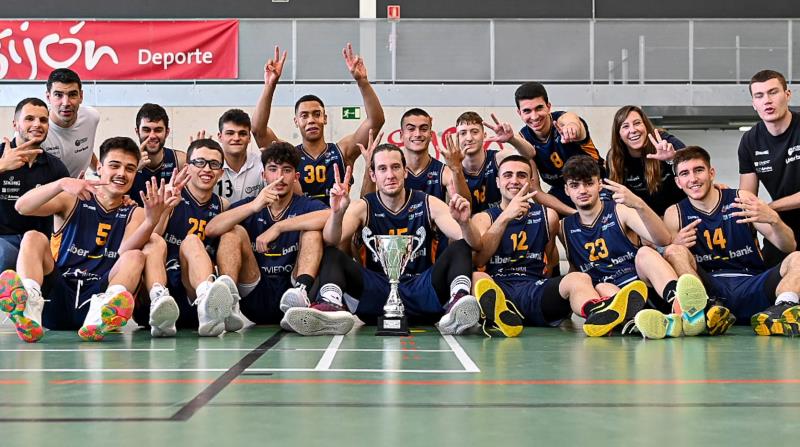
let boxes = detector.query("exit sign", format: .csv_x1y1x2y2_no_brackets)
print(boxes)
342,107,361,120
387,5,400,20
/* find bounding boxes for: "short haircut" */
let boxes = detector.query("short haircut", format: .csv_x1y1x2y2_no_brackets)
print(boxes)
370,143,406,171
497,154,532,174
99,136,140,163
562,155,601,183
261,141,300,170
456,111,483,126
294,94,325,114
400,108,431,127
218,108,251,132
749,70,788,95
186,138,224,161
14,97,47,119
47,68,82,92
672,146,711,174
136,103,170,129
514,82,549,108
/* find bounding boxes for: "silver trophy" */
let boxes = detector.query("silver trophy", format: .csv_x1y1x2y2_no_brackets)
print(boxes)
362,226,426,336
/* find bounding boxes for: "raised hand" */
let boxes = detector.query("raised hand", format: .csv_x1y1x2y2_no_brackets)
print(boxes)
483,113,516,144
255,225,280,253
440,133,465,171
140,177,170,223
342,42,367,82
646,131,677,161
330,163,352,213
137,139,152,170
164,166,190,209
189,130,207,144
553,120,579,144
673,218,701,247
60,177,108,201
264,45,287,86
602,178,644,209
357,129,383,165
0,137,43,172
732,194,779,225
253,177,282,211
502,183,537,220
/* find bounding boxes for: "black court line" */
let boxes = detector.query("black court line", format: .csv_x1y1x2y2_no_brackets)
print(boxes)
0,331,285,423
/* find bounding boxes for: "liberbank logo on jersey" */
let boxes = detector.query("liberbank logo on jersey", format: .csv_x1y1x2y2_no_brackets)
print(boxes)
0,20,238,80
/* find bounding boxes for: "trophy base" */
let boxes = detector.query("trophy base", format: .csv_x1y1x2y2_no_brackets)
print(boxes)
375,315,410,336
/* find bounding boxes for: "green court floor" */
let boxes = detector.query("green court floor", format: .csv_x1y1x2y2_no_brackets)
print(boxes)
1,322,798,446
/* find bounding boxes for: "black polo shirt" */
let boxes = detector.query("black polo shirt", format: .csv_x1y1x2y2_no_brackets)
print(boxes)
0,138,69,236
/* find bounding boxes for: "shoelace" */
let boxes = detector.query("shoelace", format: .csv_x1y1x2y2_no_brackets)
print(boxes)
620,320,642,338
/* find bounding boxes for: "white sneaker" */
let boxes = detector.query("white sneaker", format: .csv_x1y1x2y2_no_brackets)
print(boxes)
282,302,354,336
196,281,234,337
437,295,480,335
149,289,179,337
78,290,135,342
215,275,246,332
279,286,310,313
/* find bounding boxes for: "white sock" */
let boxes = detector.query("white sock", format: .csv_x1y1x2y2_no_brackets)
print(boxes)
105,284,127,297
22,278,41,296
149,283,168,301
776,291,800,305
449,275,471,301
320,283,343,307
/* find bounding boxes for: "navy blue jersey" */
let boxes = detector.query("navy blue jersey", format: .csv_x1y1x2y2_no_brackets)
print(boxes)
296,143,347,204
361,189,438,278
463,150,502,213
130,148,179,206
520,111,604,189
406,157,447,201
562,201,639,286
484,204,549,278
677,188,765,273
233,194,327,278
163,188,223,270
51,197,136,284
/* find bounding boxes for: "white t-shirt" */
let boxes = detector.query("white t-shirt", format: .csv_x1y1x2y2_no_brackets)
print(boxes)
41,105,100,177
216,149,264,204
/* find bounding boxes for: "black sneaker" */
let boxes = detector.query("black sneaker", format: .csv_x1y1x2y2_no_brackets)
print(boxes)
583,280,648,337
751,302,800,336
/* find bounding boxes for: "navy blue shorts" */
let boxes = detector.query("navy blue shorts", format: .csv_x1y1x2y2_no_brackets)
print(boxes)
703,267,780,323
240,275,292,324
41,269,109,330
353,267,443,322
494,275,568,327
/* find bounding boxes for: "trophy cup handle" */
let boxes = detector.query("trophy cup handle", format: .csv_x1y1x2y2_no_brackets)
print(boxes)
361,227,379,260
410,227,426,259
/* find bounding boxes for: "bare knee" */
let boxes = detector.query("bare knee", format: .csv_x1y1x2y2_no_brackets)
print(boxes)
780,251,800,276
143,233,167,256
663,244,690,262
635,246,659,268
180,234,206,255
119,249,145,266
21,230,49,249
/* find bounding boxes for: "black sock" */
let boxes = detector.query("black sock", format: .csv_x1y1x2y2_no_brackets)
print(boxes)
296,274,314,290
662,280,678,304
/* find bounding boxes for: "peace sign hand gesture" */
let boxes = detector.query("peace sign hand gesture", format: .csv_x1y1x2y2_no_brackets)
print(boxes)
264,45,287,86
501,183,537,221
602,178,645,210
646,131,677,161
483,113,516,144
0,137,42,172
343,42,367,82
357,129,383,165
330,164,352,214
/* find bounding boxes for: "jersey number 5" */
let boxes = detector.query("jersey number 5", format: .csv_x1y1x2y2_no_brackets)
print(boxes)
96,223,112,246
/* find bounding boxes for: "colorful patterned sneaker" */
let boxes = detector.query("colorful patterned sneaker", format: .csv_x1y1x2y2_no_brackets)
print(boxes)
149,289,179,338
675,274,708,337
196,280,234,337
78,291,135,341
751,302,800,336
215,276,246,333
279,286,311,313
706,305,736,336
282,301,355,336
438,293,481,335
475,278,523,337
634,309,683,339
583,280,648,337
0,271,45,343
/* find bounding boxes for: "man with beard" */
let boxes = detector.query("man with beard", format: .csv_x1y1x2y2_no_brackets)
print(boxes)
41,68,100,178
0,98,69,271
216,109,265,203
0,137,172,343
130,103,186,205
251,44,385,204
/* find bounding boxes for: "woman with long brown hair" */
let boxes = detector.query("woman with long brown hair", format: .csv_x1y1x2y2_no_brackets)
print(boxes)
607,105,685,216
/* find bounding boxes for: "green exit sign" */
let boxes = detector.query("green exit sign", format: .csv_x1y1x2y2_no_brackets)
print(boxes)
342,107,361,120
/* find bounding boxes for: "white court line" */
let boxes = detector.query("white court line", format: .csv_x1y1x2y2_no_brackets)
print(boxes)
197,348,453,353
0,348,175,352
314,335,344,370
440,334,480,373
0,368,475,374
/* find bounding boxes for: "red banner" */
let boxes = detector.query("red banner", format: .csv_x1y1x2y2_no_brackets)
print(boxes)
0,20,238,80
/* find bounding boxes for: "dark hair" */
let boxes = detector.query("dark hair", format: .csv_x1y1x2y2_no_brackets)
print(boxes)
261,141,300,170
456,111,483,126
749,70,788,95
136,103,169,129
14,97,48,119
186,138,224,161
370,143,406,171
497,154,532,173
294,95,325,114
514,82,549,108
672,146,711,174
562,155,601,183
46,68,82,92
99,137,140,163
218,108,251,132
608,105,663,195
400,108,431,127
